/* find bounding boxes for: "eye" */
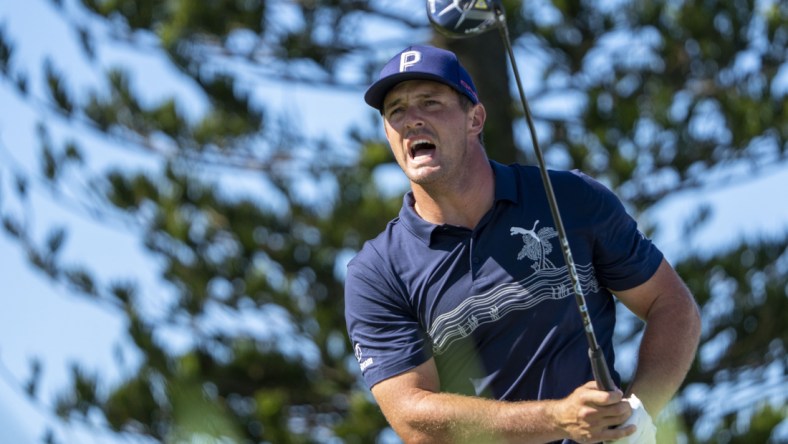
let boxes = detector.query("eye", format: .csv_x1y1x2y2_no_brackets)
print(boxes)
422,98,444,110
386,106,404,120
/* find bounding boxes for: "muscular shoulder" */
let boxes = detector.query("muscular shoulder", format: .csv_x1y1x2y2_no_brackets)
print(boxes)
344,216,421,306
347,217,402,273
504,164,620,214
505,163,600,188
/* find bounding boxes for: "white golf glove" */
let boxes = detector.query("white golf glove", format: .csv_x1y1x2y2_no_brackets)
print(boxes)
606,394,656,444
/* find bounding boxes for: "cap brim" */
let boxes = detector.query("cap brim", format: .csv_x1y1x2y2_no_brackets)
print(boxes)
364,72,464,111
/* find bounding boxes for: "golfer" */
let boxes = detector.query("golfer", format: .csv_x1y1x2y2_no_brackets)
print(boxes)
344,45,701,443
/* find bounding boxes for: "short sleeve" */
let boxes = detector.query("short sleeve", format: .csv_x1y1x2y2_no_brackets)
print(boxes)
344,247,433,389
573,172,663,292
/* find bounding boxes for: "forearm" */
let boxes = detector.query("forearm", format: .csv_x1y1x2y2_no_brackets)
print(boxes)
372,358,636,443
384,389,562,444
627,291,701,416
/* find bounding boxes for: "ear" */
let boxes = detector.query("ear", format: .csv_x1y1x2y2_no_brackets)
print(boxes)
469,103,486,137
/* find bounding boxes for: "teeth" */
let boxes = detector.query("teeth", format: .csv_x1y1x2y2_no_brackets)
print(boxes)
409,138,435,158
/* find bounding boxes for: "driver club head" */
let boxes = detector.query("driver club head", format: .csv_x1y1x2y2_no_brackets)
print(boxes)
426,0,503,38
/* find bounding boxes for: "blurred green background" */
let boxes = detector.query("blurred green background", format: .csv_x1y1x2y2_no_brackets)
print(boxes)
0,1,786,443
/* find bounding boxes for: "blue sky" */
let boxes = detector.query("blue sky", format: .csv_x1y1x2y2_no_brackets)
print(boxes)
1,1,787,443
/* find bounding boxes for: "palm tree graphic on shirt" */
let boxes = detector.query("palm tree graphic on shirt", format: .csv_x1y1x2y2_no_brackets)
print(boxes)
509,220,558,271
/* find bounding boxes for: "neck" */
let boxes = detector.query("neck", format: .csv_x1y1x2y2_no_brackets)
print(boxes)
412,159,495,229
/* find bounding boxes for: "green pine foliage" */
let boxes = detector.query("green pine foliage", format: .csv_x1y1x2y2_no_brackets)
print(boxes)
0,0,785,442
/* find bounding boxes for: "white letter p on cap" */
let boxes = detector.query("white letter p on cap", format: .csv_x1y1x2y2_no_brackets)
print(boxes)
399,50,422,72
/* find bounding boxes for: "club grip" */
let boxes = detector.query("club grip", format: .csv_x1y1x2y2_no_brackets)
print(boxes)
589,347,617,391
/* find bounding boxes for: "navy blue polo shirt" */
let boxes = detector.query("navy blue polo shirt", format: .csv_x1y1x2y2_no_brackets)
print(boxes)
345,161,663,404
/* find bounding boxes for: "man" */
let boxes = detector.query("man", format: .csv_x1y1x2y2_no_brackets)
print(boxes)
344,45,701,443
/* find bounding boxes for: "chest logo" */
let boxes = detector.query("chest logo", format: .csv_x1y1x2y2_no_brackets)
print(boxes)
510,220,559,271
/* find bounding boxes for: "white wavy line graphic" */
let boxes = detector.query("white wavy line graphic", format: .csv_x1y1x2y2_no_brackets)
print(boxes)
429,263,599,355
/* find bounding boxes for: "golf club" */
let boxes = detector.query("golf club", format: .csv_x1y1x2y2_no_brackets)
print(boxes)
426,0,617,392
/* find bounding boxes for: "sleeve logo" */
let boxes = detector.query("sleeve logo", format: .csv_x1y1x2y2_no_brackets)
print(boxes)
354,343,374,372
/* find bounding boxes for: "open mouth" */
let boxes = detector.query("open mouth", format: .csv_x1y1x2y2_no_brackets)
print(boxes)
409,139,437,159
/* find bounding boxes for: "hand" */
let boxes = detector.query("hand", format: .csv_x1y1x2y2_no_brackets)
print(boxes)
550,381,636,443
606,394,657,444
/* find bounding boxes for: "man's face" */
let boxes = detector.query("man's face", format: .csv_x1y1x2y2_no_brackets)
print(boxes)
382,80,476,187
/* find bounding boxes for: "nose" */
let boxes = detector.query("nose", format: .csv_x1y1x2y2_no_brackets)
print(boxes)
402,106,425,130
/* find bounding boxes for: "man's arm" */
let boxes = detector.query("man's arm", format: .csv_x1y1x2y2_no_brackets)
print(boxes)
614,258,702,417
371,358,636,444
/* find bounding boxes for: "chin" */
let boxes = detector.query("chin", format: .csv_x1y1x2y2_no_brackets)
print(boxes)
408,169,445,186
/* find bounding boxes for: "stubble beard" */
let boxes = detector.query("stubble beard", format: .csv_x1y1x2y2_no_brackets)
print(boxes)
407,140,469,191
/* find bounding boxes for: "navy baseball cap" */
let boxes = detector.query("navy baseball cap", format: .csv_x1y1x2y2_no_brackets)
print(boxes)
364,45,479,111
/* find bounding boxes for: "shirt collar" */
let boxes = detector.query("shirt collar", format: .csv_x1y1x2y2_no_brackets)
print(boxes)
398,160,518,246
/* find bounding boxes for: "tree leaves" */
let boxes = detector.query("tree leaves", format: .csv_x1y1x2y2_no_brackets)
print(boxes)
44,60,73,115
0,1,785,442
0,24,14,75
